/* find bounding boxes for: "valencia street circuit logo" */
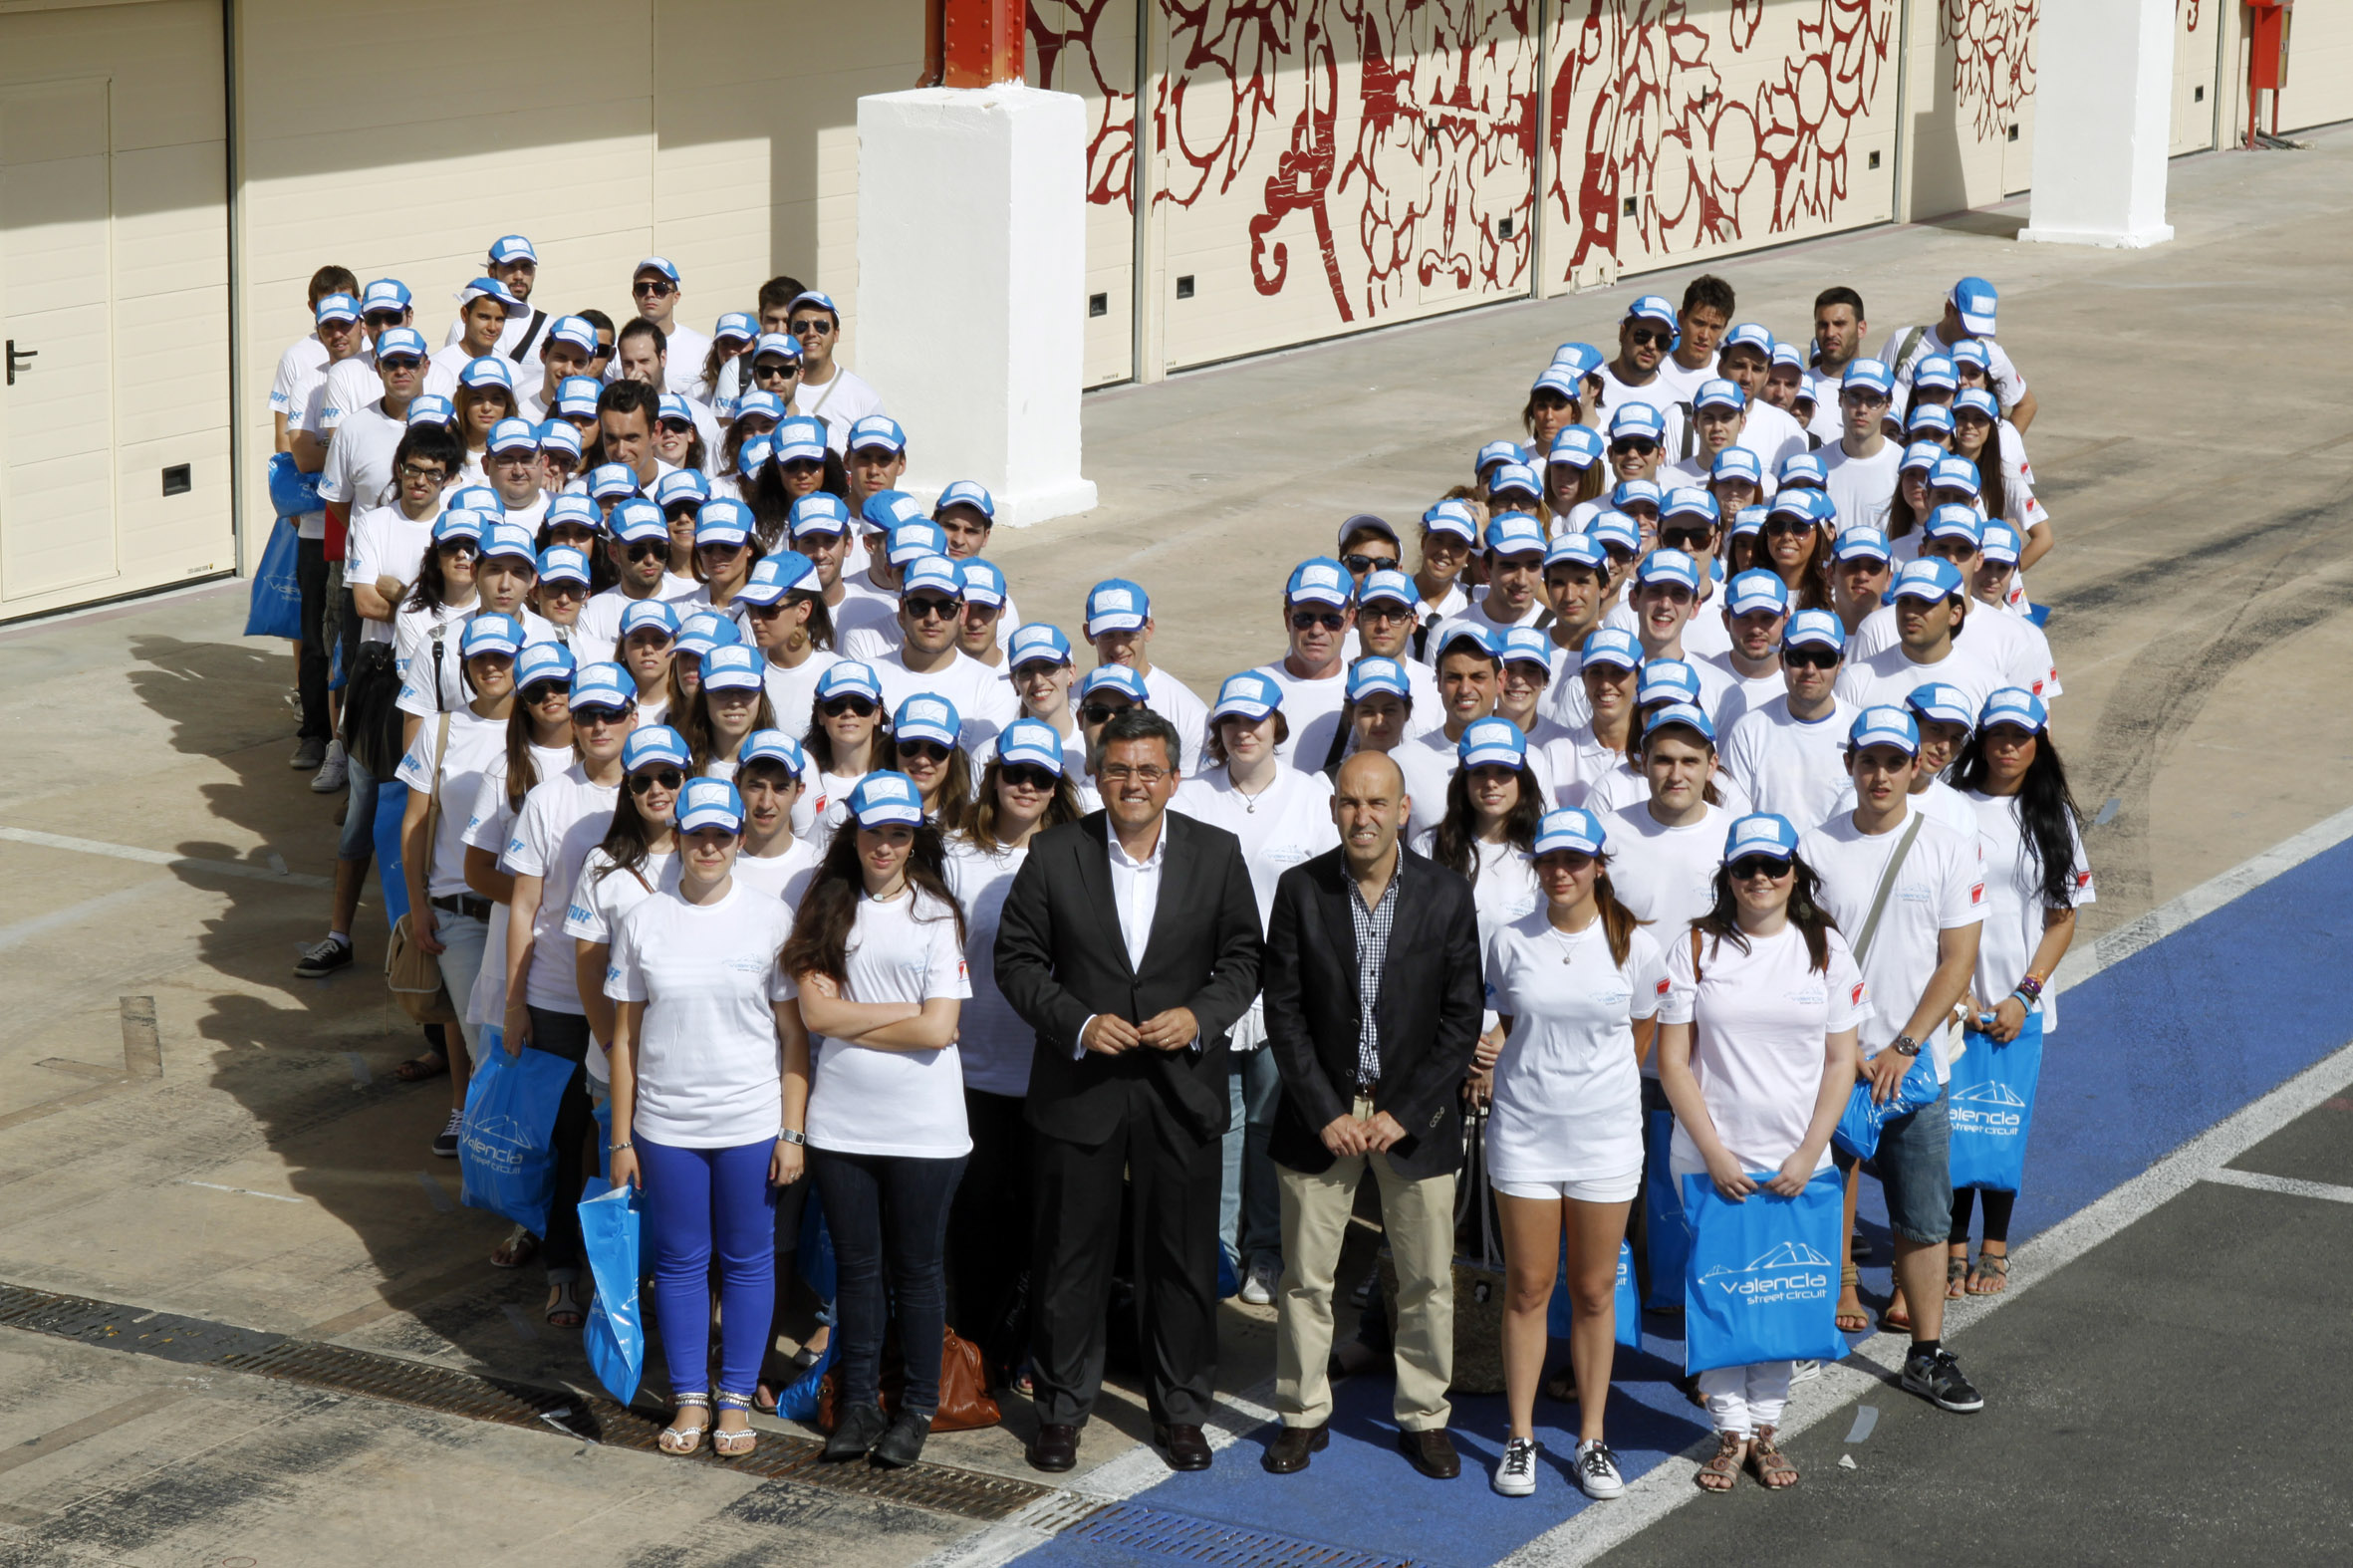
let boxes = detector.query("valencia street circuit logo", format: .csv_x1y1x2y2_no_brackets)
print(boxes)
1950,1079,2027,1130
460,1114,533,1174
1698,1241,1835,1308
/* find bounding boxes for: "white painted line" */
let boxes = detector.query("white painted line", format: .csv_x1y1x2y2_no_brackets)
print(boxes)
0,885,164,954
177,1179,307,1204
0,826,332,890
2201,1167,2353,1205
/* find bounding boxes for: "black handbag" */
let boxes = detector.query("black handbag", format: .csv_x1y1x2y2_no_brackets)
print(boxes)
340,639,404,778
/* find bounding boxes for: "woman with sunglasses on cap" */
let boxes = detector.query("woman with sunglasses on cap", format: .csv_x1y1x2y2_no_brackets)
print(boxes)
498,664,642,1326
1544,427,1611,533
454,362,520,483
889,693,976,833
783,771,972,1469
608,776,807,1462
803,661,890,847
1945,689,2088,1299
1480,806,1663,1500
654,392,712,477
1413,718,1543,965
1173,672,1342,1306
685,499,764,626
736,550,839,741
751,415,848,526
1656,813,1865,1493
1757,492,1835,615
942,720,1086,1387
719,392,786,492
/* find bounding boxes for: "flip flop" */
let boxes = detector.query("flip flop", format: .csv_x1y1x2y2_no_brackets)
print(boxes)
393,1051,449,1083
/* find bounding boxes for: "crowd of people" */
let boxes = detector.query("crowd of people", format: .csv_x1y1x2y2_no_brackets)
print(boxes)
268,243,2090,1497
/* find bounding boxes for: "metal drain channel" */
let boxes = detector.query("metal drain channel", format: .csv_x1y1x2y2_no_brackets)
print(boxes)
1064,1501,1423,1567
0,1281,1050,1522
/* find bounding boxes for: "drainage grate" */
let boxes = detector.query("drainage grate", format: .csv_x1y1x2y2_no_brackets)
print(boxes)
0,1281,1050,1522
1064,1501,1423,1567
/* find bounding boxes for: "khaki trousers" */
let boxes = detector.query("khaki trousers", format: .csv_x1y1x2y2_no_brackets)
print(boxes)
1273,1096,1455,1431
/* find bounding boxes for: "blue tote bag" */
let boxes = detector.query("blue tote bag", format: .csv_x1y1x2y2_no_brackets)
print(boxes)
1947,1010,2044,1192
1681,1167,1850,1374
1831,1051,1944,1162
243,517,304,641
266,449,324,520
1546,1237,1642,1350
456,1040,573,1235
577,1176,647,1406
1641,1108,1689,1311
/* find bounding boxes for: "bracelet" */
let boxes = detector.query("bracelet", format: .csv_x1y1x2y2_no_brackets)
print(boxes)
608,1141,633,1154
778,1128,807,1147
2008,988,2039,1010
2015,973,2044,1000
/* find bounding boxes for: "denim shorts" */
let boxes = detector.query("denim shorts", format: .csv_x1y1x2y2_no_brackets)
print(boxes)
1838,1078,1953,1246
337,748,381,862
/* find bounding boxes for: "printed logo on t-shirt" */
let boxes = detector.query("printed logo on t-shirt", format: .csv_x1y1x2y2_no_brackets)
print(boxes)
2073,870,2093,893
605,963,622,982
1849,980,1868,1008
1968,882,1985,906
957,958,968,982
566,903,592,924
1656,976,1672,997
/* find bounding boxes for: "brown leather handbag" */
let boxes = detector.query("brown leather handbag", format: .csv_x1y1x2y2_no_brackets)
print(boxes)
817,1325,1002,1433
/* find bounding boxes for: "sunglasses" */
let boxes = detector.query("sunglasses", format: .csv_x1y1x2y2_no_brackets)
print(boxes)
574,705,632,725
379,356,423,372
745,600,789,620
896,740,951,764
624,631,673,649
1660,526,1713,550
1764,517,1817,537
821,695,878,718
1001,764,1059,792
398,463,448,483
1728,856,1794,882
1609,438,1659,456
1339,553,1396,574
539,580,587,598
437,540,479,558
633,279,675,297
1081,702,1132,725
1290,610,1347,632
1359,600,1415,621
628,767,685,794
790,319,835,335
1626,327,1673,348
904,596,959,622
781,458,825,476
752,362,799,379
657,418,693,435
1783,647,1841,670
364,313,406,330
624,541,668,564
522,680,571,703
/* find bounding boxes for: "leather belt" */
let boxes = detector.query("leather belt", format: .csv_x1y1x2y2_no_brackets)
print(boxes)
430,893,492,920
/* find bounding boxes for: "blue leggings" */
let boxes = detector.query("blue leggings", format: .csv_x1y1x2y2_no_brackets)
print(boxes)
638,1137,777,1399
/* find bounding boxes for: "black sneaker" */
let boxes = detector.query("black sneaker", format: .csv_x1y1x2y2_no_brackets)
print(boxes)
1903,1348,1985,1413
431,1110,463,1159
291,735,326,771
293,936,353,978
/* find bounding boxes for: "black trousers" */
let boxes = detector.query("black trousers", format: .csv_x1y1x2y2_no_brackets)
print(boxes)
949,1089,1033,1383
295,534,331,740
525,1007,596,1279
1030,1079,1220,1428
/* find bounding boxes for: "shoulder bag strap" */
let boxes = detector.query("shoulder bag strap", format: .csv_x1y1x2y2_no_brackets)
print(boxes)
1317,708,1353,781
431,633,449,712
507,309,547,363
422,711,452,874
1895,325,1928,382
1850,811,1927,965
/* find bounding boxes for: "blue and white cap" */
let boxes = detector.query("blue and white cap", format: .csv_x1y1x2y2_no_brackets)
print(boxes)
375,326,428,361
993,718,1066,775
1722,322,1775,358
588,463,639,503
554,377,603,419
405,394,455,426
815,661,882,703
1579,626,1642,670
619,599,681,640
1643,701,1715,743
1952,337,1992,372
899,554,964,600
1768,486,1833,525
1498,626,1554,670
315,293,361,326
735,549,818,607
1978,520,2022,565
1422,498,1480,542
1627,294,1676,327
936,479,996,520
1784,608,1845,652
1484,512,1547,558
1923,502,1982,544
1551,341,1605,378
1487,461,1542,501
700,644,763,692
1544,533,1610,574
1778,452,1829,489
447,485,500,514
1586,511,1641,557
694,497,754,548
1636,658,1700,707
459,613,525,658
1694,377,1745,411
1078,663,1150,703
892,693,960,748
1723,813,1801,864
1906,682,1976,727
1900,438,1945,474
1434,622,1496,662
1347,656,1412,702
753,331,803,364
538,546,592,587
1951,276,1998,336
1286,556,1355,607
516,641,575,689
1841,358,1894,397
1359,567,1417,607
546,315,598,356
674,611,741,659
1891,558,1965,603
1608,403,1667,443
654,468,710,511
712,312,757,346
570,660,635,711
1662,486,1718,524
863,490,928,533
1457,716,1528,770
733,391,786,425
737,435,774,478
1530,363,1586,400
489,234,537,265
487,416,539,455
432,508,488,547
480,522,538,562
884,520,950,565
1211,669,1282,722
1534,806,1609,859
1913,355,1959,393
608,497,666,544
538,420,583,460
1770,341,1805,373
1724,569,1790,619
1849,705,1921,756
1954,387,2000,422
1611,478,1664,512
676,777,745,835
1008,623,1073,669
458,276,523,312
1710,446,1763,486
360,278,412,315
1085,578,1150,634
1636,547,1700,592
847,413,906,453
772,415,827,464
1548,424,1606,470
958,557,1008,609
1928,455,1981,498
1471,439,1521,476
1978,686,2048,734
656,393,696,427
635,255,680,285
788,493,851,538
739,729,808,778
625,725,692,772
847,770,924,829
1834,525,1892,565
787,289,840,318
459,357,514,392
1730,505,1766,542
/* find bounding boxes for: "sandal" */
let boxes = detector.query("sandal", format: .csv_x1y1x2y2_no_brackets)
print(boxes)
1543,1366,1577,1403
1696,1431,1745,1492
1835,1262,1871,1334
658,1393,710,1455
1747,1426,1798,1489
545,1278,588,1330
1946,1251,1969,1300
711,1392,757,1457
1883,1286,1914,1334
1968,1250,2010,1295
393,1050,449,1083
490,1225,539,1270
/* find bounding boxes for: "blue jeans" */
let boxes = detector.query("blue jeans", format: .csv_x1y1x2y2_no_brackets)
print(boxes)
338,747,380,862
1221,1047,1282,1272
639,1136,777,1399
811,1148,964,1415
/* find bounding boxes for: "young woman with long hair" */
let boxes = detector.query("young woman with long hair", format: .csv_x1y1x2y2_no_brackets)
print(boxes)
654,392,709,476
783,771,971,1469
1522,363,1590,459
695,312,757,413
803,661,890,847
688,500,765,622
1479,808,1664,1501
1885,442,1940,555
1415,718,1543,948
616,599,680,725
1758,492,1835,613
454,364,519,483
681,646,780,778
739,550,838,742
1656,814,1864,1494
1544,426,1611,533
885,694,976,835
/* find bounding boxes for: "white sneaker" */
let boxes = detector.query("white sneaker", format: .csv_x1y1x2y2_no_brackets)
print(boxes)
1492,1436,1539,1496
1238,1258,1278,1306
1574,1438,1625,1499
310,739,348,794
1790,1358,1820,1383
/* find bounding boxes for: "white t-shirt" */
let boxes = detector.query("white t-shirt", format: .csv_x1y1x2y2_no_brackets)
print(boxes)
1661,922,1870,1174
1847,601,2058,700
501,765,621,1014
944,839,1039,1097
1596,801,1730,1074
1882,324,2027,410
1601,592,1733,663
396,606,558,717
1592,364,1689,450
1427,599,1545,670
1967,789,2094,1034
1719,696,1860,836
1250,659,1351,775
732,836,822,911
565,848,679,945
1835,637,2004,719
320,355,458,439
1707,656,1788,738
345,503,439,645
802,888,973,1158
1410,831,1538,952
1137,664,1210,777
1171,766,1339,1049
317,401,407,514
1799,808,1983,1076
1584,756,1752,823
392,707,510,898
1821,440,1903,536
757,649,841,741
1914,777,1979,841
605,883,794,1148
873,649,1019,751
276,341,334,539
793,365,887,450
1732,399,1812,472
1484,915,1665,1183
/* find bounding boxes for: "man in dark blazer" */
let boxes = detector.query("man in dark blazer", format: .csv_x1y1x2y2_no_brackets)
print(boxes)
995,707,1264,1474
1259,750,1483,1479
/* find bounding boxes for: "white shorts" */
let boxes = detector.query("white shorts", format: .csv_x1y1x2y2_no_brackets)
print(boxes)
1491,1166,1642,1204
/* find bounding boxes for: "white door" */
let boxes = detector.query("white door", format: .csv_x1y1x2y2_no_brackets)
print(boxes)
0,77,118,603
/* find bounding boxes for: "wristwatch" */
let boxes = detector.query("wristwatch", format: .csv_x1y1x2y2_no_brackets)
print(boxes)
1890,1035,1921,1057
778,1128,807,1147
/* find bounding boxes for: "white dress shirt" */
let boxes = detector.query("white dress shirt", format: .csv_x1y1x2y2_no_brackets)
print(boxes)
1073,814,1198,1058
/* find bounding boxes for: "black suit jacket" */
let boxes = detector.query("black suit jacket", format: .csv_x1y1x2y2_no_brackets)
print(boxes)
994,810,1264,1146
1261,846,1484,1181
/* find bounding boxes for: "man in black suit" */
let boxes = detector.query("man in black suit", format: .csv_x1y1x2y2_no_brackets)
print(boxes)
995,708,1264,1474
1259,750,1483,1479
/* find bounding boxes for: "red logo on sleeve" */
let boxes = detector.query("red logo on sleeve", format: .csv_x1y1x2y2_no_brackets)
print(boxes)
1656,976,1672,997
1968,882,1984,906
1850,980,1867,1007
2074,870,2093,890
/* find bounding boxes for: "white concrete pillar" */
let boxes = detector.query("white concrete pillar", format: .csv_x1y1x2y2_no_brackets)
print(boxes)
2019,0,2176,248
856,85,1098,527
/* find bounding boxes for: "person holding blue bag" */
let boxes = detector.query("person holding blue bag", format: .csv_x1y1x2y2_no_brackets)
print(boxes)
1657,813,1865,1493
1947,688,2090,1298
1478,806,1665,1501
1800,707,1986,1413
606,778,808,1462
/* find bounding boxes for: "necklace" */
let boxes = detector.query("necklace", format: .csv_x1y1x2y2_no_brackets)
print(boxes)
1548,920,1587,962
1232,770,1277,814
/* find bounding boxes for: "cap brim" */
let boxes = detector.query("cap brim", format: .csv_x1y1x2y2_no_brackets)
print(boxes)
1086,614,1147,634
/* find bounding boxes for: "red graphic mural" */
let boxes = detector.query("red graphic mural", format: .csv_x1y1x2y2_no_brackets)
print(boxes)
1029,0,1139,213
1943,0,2036,142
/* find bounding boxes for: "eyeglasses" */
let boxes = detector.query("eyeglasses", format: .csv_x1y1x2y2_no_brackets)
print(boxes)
1001,764,1058,792
491,449,537,466
398,462,448,483
364,312,406,330
904,596,959,623
624,541,667,564
1609,438,1659,456
624,631,673,650
1080,702,1131,725
896,740,951,764
1626,327,1672,348
1763,517,1817,537
522,680,571,702
633,279,674,297
540,581,586,599
545,524,597,544
1728,856,1794,882
1290,610,1347,632
821,695,878,718
1339,553,1396,574
1783,647,1841,670
1660,526,1713,550
1097,763,1169,785
696,540,747,556
628,767,685,794
1840,389,1891,407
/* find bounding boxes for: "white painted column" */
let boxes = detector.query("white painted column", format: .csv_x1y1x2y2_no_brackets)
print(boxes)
2019,0,2177,248
856,85,1098,527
